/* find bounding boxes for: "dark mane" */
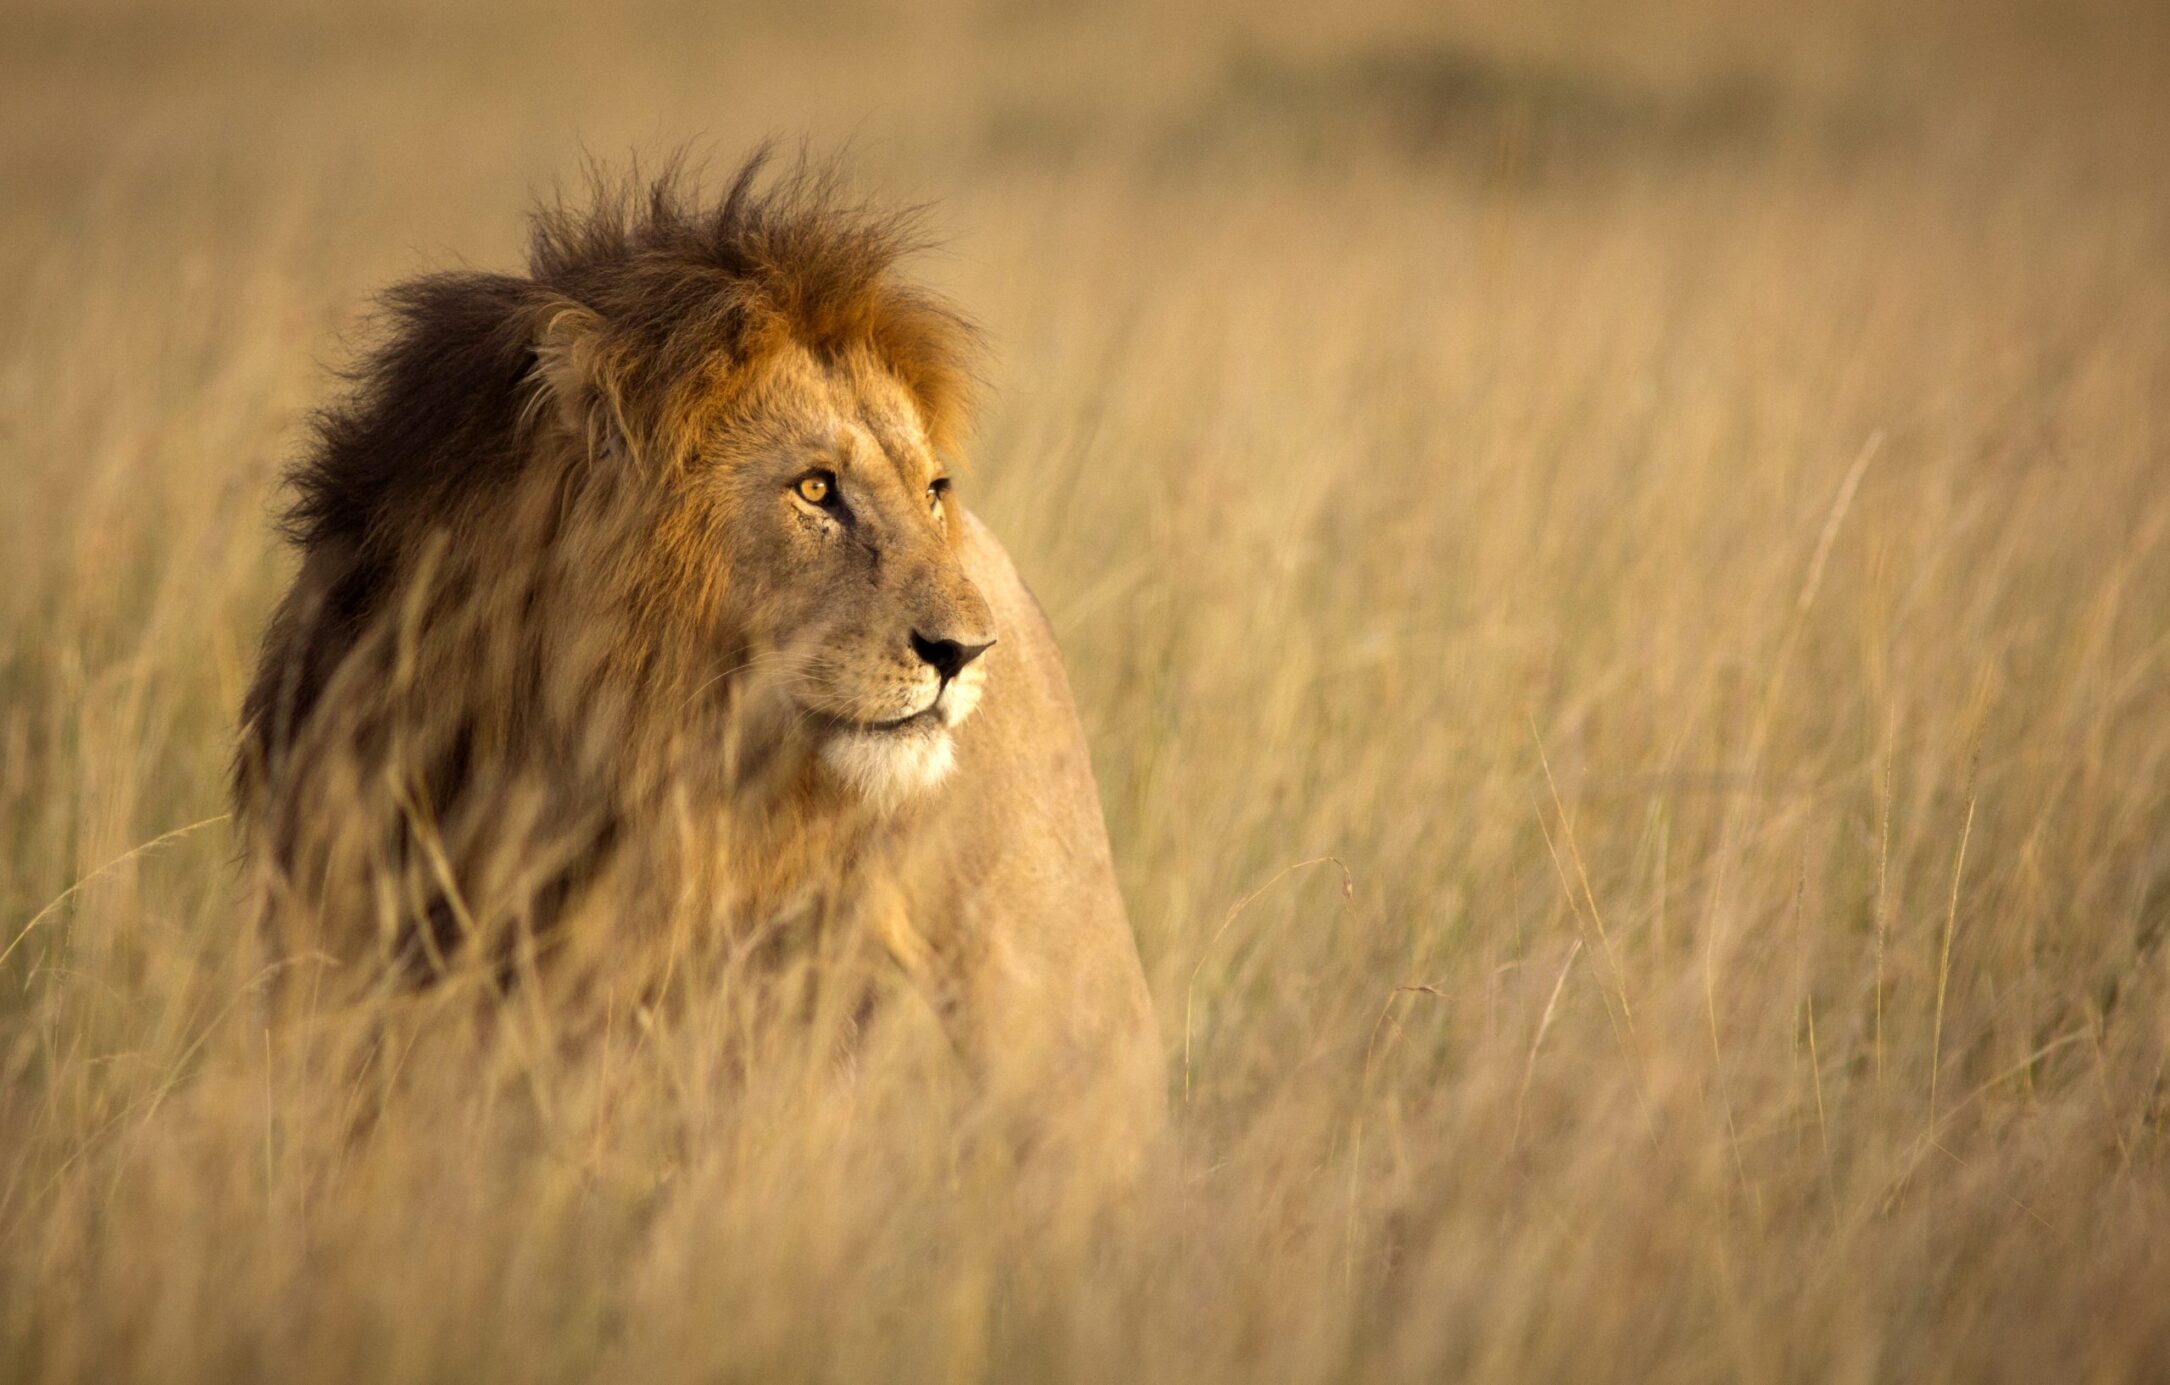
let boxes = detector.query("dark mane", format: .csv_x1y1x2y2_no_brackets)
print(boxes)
284,149,978,561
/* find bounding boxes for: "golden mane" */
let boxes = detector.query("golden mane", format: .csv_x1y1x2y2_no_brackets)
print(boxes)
247,150,978,788
234,152,981,980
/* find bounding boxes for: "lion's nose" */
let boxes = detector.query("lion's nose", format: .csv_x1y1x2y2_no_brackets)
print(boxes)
910,630,995,681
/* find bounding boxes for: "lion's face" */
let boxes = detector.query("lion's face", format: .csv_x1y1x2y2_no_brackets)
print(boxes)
666,345,996,807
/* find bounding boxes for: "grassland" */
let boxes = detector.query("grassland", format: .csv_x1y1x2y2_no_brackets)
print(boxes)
4,0,2169,1379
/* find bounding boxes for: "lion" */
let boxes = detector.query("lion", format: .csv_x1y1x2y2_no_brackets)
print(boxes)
233,154,1164,1154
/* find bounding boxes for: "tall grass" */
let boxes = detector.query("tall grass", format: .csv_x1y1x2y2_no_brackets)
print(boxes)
4,0,2169,1379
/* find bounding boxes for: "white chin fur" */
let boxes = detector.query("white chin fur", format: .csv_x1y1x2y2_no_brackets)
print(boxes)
820,725,957,808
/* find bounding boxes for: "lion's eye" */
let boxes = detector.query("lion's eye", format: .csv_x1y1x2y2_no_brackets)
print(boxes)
927,477,951,512
795,473,834,506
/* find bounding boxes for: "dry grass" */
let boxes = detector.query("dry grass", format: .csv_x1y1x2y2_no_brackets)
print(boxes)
5,0,2170,1379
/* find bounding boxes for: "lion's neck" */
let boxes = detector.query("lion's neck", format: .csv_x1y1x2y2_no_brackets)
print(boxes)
710,772,903,923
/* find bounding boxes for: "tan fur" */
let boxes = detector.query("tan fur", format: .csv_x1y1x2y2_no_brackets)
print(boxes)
234,155,1164,1156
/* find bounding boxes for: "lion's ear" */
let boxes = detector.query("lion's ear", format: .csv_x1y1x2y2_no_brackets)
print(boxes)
530,301,632,465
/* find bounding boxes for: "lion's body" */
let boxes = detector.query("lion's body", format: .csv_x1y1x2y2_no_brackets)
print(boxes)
233,156,1164,1153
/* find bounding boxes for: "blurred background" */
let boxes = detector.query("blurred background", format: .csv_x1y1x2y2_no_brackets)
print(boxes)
4,1,2169,1381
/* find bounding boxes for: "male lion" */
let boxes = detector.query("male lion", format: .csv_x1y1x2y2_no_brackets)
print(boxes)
233,155,1163,1152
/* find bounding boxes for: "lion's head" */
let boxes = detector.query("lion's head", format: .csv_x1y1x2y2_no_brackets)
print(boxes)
522,161,1006,805
236,156,1006,962
600,328,998,807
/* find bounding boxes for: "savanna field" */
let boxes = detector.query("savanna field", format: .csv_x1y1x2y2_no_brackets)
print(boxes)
4,0,2170,1379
